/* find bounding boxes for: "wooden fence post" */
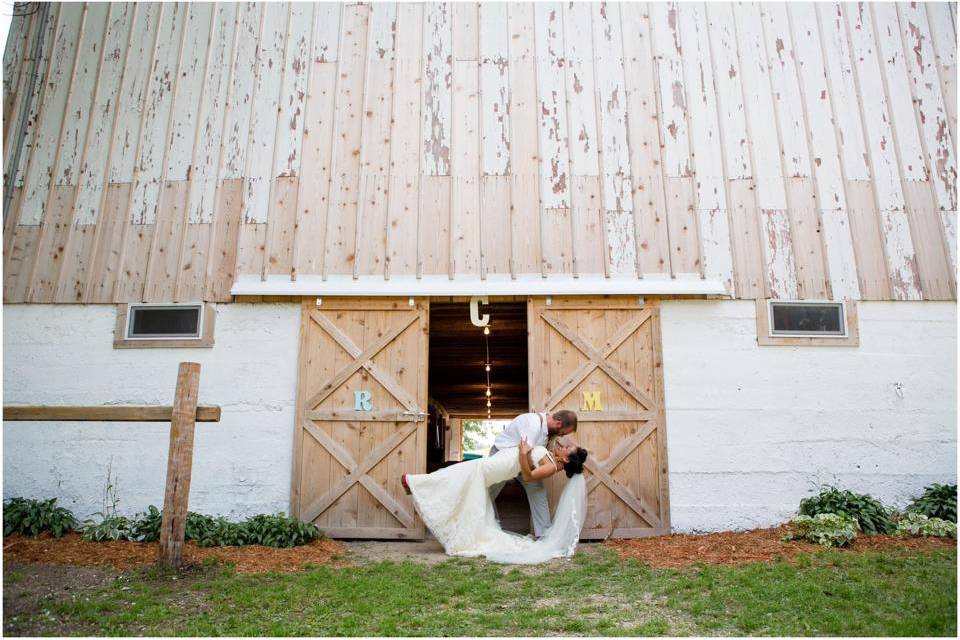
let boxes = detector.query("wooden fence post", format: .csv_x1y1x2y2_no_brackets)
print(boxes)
159,362,201,568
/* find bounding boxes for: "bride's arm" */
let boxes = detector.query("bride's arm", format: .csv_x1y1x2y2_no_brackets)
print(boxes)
519,442,557,482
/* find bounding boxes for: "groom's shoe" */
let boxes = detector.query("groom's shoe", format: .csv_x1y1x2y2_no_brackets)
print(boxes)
401,473,411,495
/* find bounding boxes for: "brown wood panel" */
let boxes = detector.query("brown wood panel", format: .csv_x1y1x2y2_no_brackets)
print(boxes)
902,181,955,300
528,296,669,540
844,180,892,300
292,298,428,539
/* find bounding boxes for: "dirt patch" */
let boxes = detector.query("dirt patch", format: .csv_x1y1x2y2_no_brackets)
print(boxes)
3,563,119,636
345,538,450,565
607,524,957,568
3,532,348,574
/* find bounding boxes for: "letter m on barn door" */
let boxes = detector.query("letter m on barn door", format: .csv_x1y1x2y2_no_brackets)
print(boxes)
529,297,670,539
292,299,428,539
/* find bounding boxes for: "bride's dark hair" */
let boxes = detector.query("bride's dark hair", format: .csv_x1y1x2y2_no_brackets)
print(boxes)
564,447,588,478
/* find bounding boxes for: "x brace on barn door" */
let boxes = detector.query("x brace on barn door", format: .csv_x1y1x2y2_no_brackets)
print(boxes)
299,308,425,528
539,311,657,412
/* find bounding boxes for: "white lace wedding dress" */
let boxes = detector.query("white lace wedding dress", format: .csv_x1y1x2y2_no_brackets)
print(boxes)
406,445,587,564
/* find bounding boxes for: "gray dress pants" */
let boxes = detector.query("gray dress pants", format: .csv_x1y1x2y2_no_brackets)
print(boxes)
487,445,552,537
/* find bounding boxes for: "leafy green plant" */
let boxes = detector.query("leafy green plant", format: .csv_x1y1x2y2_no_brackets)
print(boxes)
782,513,860,547
907,484,957,523
799,485,894,535
3,497,78,538
242,513,322,548
81,515,132,542
184,511,219,541
127,505,163,542
894,512,958,539
194,517,248,547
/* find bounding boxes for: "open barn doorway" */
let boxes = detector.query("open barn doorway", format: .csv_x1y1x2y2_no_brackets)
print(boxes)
426,300,533,534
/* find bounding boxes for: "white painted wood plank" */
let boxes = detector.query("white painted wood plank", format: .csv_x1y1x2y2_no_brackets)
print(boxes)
274,2,313,178
479,2,510,175
2,12,30,100
593,2,633,210
706,3,751,180
817,3,871,180
534,2,570,207
20,3,83,224
679,3,733,291
873,3,927,182
761,3,810,178
313,2,341,63
422,2,452,176
166,2,214,181
4,8,43,186
56,3,109,187
899,2,958,212
734,2,786,209
188,3,237,224
789,3,861,300
243,2,287,223
562,1,598,176
846,3,905,210
221,2,261,180
75,3,135,224
107,2,159,184
130,3,186,224
844,3,922,300
649,2,692,179
925,1,956,147
11,5,60,188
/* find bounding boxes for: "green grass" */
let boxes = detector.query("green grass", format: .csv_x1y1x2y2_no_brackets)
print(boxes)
9,546,957,636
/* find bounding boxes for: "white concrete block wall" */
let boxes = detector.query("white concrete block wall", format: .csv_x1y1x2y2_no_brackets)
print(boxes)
3,299,957,534
3,303,301,520
661,300,958,533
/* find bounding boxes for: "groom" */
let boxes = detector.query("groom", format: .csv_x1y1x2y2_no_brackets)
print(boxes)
488,409,578,537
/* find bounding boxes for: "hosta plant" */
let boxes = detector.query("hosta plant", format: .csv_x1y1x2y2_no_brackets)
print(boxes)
894,512,957,539
906,484,957,523
799,485,894,535
782,513,860,547
242,513,322,548
3,497,77,538
127,505,162,542
81,515,132,542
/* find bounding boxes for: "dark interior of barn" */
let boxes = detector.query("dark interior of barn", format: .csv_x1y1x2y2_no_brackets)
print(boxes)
425,301,532,534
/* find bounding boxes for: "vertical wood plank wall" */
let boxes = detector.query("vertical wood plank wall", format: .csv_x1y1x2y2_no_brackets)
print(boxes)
3,2,956,303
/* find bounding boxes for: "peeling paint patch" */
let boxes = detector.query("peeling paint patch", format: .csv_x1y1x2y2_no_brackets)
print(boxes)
422,2,452,176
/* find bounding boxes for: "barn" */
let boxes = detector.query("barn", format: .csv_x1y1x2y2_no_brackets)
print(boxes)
2,1,956,538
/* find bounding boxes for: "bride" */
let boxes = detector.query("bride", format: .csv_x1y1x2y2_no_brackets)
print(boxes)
401,437,589,564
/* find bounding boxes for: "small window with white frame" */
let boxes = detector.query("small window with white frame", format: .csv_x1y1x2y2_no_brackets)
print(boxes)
756,299,858,346
114,303,215,348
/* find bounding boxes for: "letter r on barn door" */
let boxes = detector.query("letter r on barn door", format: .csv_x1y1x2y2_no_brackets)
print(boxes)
291,299,429,539
528,297,670,539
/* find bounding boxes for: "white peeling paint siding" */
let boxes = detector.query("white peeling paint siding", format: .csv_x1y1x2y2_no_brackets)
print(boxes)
479,2,510,176
74,4,135,225
19,3,83,224
661,300,957,533
2,303,301,520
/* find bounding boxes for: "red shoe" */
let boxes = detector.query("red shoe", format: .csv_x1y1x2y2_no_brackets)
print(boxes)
401,473,411,495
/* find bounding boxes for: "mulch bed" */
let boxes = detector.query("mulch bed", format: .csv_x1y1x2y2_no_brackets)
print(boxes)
606,524,957,568
3,532,348,574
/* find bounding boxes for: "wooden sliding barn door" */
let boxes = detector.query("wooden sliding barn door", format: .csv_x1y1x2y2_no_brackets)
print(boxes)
528,297,670,539
292,298,428,539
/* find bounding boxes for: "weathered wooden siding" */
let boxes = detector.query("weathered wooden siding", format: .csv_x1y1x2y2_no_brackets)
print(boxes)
3,1,956,303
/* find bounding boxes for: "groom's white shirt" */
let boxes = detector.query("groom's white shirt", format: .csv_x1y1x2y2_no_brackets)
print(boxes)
493,412,548,450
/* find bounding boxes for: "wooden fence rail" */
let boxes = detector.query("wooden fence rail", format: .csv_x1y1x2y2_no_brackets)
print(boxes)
2,406,221,422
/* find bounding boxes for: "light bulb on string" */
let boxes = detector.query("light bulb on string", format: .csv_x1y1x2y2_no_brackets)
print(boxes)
483,326,490,335
485,364,491,372
486,399,491,408
485,388,491,397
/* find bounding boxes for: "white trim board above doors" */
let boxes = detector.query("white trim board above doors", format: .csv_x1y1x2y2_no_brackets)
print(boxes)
231,273,730,297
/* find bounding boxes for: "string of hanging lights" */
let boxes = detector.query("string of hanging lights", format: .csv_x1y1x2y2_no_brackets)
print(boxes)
483,324,492,419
